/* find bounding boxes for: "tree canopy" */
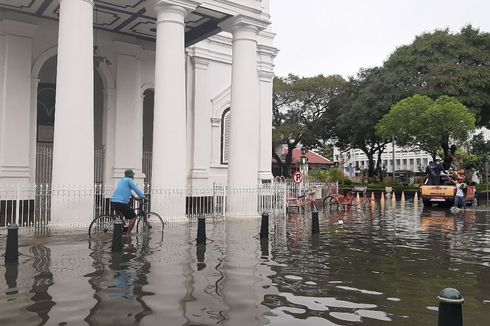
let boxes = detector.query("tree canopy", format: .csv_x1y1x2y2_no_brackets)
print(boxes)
376,95,476,162
272,74,345,176
384,25,490,128
333,67,402,177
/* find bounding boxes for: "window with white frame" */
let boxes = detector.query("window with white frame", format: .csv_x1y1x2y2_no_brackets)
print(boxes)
220,108,231,164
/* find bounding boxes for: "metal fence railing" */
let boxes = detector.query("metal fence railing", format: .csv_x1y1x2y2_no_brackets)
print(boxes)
0,183,295,228
36,145,105,184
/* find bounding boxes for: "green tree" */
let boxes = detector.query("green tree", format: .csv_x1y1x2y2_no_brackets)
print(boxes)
272,74,345,177
384,25,490,128
376,95,476,162
462,133,490,178
334,67,402,178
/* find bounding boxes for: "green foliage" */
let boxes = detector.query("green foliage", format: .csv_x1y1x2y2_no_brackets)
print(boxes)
384,25,490,128
272,74,346,176
463,133,490,175
308,168,349,183
334,67,401,177
376,94,476,160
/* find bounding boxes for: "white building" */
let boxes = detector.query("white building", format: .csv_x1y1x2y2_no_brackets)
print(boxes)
0,0,277,223
333,144,433,177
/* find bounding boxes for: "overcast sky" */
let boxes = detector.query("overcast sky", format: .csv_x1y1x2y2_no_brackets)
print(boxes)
269,0,490,78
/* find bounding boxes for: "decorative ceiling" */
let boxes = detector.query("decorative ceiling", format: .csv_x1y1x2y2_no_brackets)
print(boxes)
0,0,230,46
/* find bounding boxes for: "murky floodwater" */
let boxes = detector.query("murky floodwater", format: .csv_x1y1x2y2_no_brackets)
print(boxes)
0,202,489,325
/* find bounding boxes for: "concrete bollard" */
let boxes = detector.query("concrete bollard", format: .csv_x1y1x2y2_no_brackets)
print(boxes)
438,288,464,326
311,208,319,234
260,238,269,258
197,216,206,245
196,244,206,271
5,224,19,263
5,261,19,295
112,220,123,252
260,212,269,239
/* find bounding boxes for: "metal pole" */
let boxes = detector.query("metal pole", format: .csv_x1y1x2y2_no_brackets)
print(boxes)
112,220,123,252
311,206,319,234
486,160,489,206
438,288,464,326
5,224,19,263
197,216,206,245
260,212,269,239
392,134,396,181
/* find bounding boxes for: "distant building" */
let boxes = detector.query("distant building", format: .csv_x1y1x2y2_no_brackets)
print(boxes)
272,147,333,177
333,144,433,177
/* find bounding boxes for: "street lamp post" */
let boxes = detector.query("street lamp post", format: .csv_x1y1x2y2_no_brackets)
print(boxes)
486,160,489,206
300,148,308,184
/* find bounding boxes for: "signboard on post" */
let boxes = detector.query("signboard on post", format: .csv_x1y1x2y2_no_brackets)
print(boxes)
293,171,303,184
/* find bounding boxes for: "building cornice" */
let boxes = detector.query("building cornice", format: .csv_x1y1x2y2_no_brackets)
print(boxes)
0,20,37,38
219,14,269,34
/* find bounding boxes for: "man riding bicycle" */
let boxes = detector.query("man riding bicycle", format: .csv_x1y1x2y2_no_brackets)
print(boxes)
111,169,145,237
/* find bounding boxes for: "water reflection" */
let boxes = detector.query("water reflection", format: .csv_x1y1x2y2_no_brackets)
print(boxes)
263,204,490,325
85,237,152,325
26,245,54,323
0,204,489,325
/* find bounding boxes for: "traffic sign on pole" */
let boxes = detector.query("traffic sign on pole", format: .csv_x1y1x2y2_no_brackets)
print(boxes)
293,171,303,184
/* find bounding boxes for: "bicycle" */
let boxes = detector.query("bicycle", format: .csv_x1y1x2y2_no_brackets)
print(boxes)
88,197,165,238
323,186,379,211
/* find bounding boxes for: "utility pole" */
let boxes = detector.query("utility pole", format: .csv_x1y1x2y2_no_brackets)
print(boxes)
392,134,396,181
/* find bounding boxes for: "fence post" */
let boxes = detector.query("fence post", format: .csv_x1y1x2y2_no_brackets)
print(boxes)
283,183,287,215
260,212,269,239
197,216,206,245
112,220,123,252
438,288,464,326
5,223,19,263
15,185,20,226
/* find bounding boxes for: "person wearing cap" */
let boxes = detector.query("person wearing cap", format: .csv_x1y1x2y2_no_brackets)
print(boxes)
111,169,145,237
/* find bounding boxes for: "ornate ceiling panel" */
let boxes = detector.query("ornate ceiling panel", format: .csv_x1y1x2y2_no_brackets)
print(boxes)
0,0,230,46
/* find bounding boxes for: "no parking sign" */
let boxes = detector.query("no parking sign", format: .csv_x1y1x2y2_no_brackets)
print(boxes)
293,171,303,184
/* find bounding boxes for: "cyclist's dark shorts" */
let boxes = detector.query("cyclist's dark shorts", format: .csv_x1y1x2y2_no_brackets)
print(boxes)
111,202,136,219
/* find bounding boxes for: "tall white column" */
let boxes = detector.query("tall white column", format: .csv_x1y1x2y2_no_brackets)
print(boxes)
150,0,198,220
189,52,211,188
220,16,267,215
152,1,197,188
112,41,144,186
0,20,37,187
257,45,276,182
29,78,40,186
51,0,94,225
102,88,116,187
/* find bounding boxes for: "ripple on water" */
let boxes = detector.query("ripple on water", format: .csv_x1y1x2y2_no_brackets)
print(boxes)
285,275,303,281
278,292,377,311
427,306,439,311
268,307,342,326
355,309,392,321
336,285,383,296
387,297,401,302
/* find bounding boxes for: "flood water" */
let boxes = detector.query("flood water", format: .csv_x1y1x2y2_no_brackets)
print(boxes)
1,202,489,325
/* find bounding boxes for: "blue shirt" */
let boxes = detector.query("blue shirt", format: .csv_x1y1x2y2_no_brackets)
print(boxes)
111,177,145,204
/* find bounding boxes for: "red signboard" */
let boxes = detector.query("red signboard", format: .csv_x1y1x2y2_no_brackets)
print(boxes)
293,171,303,184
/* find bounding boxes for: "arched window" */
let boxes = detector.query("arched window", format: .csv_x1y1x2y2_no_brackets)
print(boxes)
220,108,231,164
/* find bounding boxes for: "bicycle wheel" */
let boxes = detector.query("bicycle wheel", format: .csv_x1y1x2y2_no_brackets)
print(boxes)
136,212,165,234
323,196,339,211
89,215,115,238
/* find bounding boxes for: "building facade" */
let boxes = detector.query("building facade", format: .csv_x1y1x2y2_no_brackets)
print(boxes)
0,0,277,222
333,145,433,178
